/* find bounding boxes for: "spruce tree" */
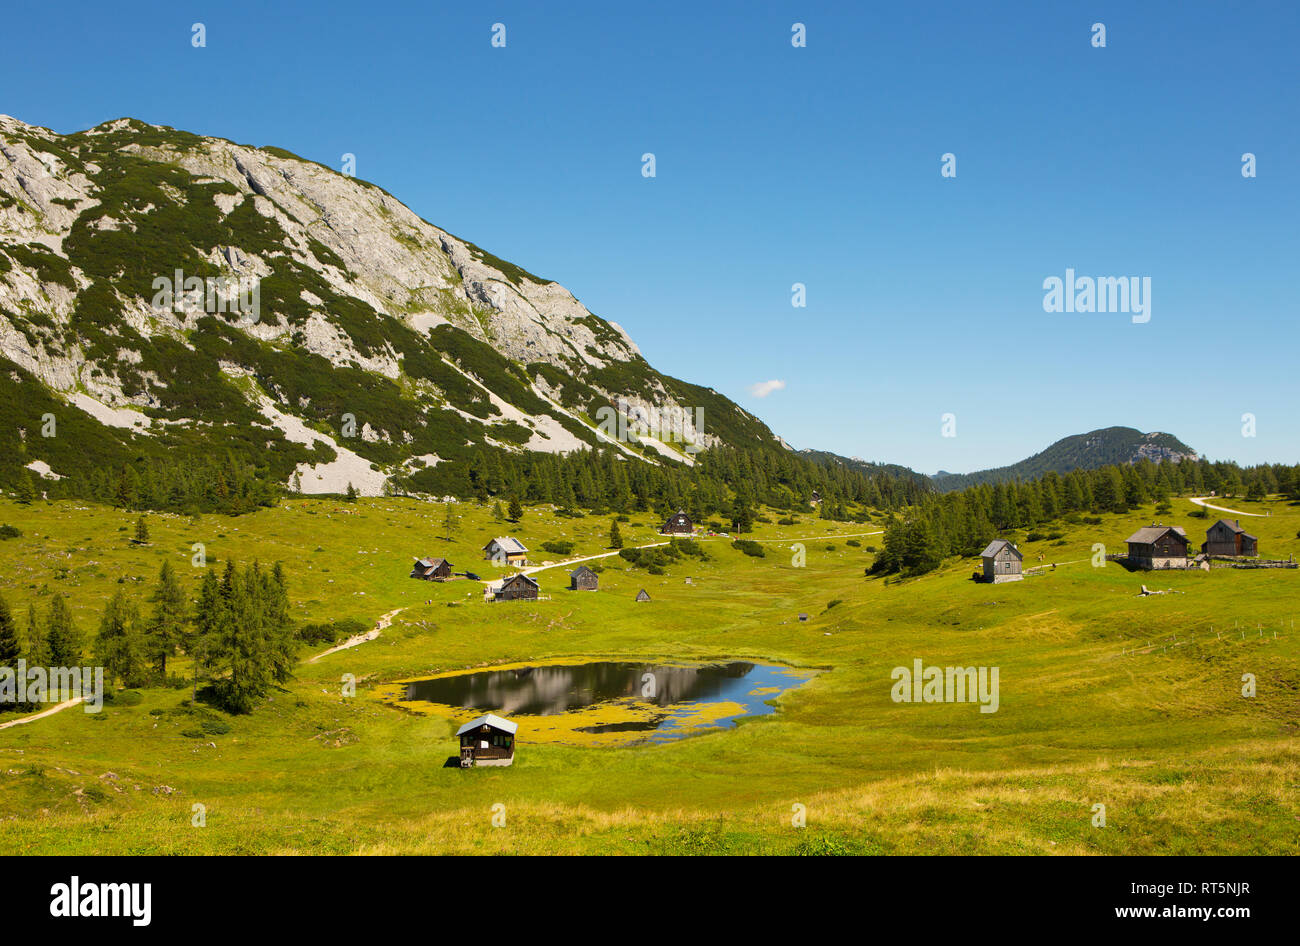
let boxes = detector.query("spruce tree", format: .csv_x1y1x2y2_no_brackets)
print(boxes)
15,470,37,505
145,561,187,677
0,594,21,666
442,503,457,541
507,496,523,522
133,514,150,545
0,594,19,714
345,482,358,503
46,595,81,666
25,603,49,667
609,520,624,549
491,501,505,522
191,569,223,700
94,590,146,688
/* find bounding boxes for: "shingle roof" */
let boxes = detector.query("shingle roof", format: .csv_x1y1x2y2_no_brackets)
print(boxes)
456,713,518,736
1126,525,1187,544
1213,518,1244,534
981,539,1021,560
414,557,448,568
502,573,539,588
570,565,596,577
485,537,528,553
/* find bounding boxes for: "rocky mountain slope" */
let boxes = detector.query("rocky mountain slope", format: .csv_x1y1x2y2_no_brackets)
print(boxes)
0,116,781,497
930,426,1198,491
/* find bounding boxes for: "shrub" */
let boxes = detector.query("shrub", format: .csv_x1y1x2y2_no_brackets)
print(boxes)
0,524,21,540
541,540,575,556
846,539,861,547
732,539,765,558
297,617,367,645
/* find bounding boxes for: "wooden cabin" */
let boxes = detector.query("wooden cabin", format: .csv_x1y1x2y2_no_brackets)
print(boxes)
1125,525,1190,569
980,539,1023,583
457,714,517,767
1202,519,1258,557
659,511,693,536
635,589,651,602
483,536,528,566
569,565,598,591
493,573,540,601
409,557,452,581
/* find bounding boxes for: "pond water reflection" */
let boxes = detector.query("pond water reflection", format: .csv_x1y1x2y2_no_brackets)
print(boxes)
397,660,814,744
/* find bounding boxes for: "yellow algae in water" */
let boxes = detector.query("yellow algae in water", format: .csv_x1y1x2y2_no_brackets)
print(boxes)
375,657,814,747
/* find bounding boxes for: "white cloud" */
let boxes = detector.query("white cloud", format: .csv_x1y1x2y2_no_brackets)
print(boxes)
748,379,786,399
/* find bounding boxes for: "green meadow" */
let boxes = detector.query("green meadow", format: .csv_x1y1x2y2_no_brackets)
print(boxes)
0,494,1296,854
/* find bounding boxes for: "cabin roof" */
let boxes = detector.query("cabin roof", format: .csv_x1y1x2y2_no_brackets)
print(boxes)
485,536,528,553
570,565,597,577
1211,519,1257,541
456,713,518,736
981,539,1021,560
1126,525,1187,544
502,573,539,588
414,557,448,567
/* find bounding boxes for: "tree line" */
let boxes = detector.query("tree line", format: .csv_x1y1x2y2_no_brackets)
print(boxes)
869,457,1300,578
0,558,295,715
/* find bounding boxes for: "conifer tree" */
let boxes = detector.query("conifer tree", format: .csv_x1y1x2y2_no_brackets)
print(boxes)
0,594,19,714
46,595,81,666
145,561,187,677
507,496,523,522
16,470,37,505
134,514,150,544
191,569,223,700
95,590,146,688
25,603,49,667
609,520,624,549
0,594,20,667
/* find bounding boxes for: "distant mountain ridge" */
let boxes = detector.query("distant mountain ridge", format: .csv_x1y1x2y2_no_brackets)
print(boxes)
930,427,1198,491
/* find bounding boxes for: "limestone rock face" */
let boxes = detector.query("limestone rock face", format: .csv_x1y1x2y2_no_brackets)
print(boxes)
0,114,772,493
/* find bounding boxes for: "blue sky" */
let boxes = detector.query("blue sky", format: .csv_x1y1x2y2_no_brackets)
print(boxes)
4,0,1297,472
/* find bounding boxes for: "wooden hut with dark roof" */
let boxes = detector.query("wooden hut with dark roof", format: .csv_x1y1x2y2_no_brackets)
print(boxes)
659,511,694,536
492,573,540,601
980,539,1023,583
409,557,452,581
1202,519,1258,557
569,565,599,591
1125,525,1190,569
